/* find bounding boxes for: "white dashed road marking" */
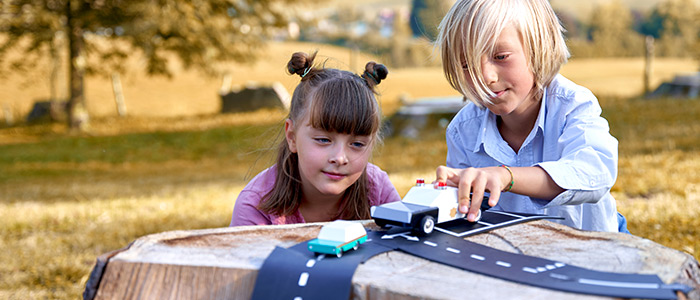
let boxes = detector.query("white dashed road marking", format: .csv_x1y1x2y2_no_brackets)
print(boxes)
496,261,511,267
306,259,316,268
298,272,309,286
470,254,485,261
446,247,461,254
423,241,437,247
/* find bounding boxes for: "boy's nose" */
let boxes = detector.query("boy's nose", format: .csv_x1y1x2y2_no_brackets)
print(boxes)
481,60,497,85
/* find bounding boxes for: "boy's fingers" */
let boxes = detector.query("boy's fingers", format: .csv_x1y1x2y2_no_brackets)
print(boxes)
486,181,501,208
457,169,474,214
467,176,486,221
435,165,453,185
468,195,483,222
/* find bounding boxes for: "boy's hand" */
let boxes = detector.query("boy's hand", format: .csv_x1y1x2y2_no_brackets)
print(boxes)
435,166,510,222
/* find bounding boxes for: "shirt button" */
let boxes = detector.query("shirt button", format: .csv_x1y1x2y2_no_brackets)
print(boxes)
589,179,595,185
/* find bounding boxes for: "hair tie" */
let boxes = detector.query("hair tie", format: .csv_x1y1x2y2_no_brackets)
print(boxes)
364,70,378,84
301,67,311,78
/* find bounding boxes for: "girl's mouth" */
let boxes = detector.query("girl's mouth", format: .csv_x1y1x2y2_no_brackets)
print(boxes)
493,90,506,98
323,171,346,180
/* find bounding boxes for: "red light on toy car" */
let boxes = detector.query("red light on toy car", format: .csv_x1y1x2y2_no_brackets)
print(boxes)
436,181,447,190
416,178,425,186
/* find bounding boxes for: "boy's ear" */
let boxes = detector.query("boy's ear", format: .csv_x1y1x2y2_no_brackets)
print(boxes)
284,119,297,153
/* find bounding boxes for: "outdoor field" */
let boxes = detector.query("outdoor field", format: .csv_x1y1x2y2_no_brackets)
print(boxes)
1,41,699,299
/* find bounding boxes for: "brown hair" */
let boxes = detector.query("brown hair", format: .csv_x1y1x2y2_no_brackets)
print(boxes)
258,51,388,220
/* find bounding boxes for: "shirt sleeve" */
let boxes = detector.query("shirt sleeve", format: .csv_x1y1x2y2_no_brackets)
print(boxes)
537,90,618,207
230,190,273,226
445,117,472,168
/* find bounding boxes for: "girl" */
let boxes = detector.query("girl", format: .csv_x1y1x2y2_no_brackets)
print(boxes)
230,52,401,226
433,0,628,232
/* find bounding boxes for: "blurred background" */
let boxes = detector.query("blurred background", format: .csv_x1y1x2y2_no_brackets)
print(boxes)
1,0,699,299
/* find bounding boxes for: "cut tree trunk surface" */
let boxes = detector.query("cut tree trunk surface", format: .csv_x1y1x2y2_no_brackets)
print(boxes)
86,220,700,300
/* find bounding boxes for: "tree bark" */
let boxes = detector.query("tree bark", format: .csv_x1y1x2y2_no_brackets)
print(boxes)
66,0,89,132
86,220,700,300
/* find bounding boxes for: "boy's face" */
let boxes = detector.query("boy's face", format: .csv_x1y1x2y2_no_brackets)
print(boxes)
285,117,372,201
473,24,537,117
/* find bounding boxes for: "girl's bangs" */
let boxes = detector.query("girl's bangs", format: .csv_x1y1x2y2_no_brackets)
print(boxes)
308,78,378,137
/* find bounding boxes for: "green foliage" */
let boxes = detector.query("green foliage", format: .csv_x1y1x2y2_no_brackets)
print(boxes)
409,0,452,41
0,0,300,77
655,0,700,57
562,0,699,60
0,0,304,129
589,1,644,57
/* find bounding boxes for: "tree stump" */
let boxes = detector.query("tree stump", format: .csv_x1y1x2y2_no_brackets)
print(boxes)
85,220,700,300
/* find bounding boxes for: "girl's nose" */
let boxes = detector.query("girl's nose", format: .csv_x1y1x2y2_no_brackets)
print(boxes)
329,146,349,165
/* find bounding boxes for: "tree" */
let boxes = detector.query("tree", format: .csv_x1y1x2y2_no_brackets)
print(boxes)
655,0,699,57
0,0,298,131
589,0,643,57
409,0,452,41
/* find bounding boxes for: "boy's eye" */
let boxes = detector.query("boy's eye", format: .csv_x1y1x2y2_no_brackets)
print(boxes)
494,54,508,60
314,138,331,143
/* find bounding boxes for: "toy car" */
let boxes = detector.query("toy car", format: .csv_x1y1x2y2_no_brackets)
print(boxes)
371,179,490,235
307,220,368,258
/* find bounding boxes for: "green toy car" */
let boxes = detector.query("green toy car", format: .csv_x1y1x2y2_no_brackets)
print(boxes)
307,220,368,258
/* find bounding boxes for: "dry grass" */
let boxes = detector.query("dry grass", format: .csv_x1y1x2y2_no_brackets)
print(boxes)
1,41,699,299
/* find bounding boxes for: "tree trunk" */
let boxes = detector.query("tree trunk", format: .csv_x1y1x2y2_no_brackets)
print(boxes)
85,221,700,300
66,0,89,132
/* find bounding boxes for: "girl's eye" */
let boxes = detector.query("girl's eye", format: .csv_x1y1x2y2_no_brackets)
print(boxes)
314,138,331,143
494,54,508,60
351,141,366,148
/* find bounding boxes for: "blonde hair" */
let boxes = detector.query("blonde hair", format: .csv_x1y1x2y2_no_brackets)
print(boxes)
435,0,570,106
258,51,388,220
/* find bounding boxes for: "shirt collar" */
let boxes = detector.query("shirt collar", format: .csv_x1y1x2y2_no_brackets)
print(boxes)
473,90,548,153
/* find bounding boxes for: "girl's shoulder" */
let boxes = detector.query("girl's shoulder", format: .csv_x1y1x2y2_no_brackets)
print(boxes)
240,166,278,197
365,162,388,179
365,163,401,205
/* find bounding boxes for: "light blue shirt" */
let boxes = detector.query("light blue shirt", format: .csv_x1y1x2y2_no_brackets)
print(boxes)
446,75,619,232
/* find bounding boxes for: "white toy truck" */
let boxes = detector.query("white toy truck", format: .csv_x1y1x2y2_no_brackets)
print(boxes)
371,179,490,235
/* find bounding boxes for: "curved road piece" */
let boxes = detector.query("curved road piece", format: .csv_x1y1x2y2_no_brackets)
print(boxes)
251,212,691,300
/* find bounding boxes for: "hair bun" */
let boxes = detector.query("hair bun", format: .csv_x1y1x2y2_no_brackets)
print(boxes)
363,61,388,85
287,52,317,78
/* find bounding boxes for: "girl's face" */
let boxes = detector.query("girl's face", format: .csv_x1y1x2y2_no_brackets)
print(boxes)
472,24,537,117
285,117,373,201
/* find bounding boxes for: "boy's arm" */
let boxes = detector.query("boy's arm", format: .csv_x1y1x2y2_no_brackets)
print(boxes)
537,94,618,207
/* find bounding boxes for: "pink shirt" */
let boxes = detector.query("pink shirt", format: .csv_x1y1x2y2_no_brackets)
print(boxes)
229,163,401,226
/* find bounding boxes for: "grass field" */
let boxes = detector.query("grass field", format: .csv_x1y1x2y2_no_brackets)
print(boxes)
1,41,699,299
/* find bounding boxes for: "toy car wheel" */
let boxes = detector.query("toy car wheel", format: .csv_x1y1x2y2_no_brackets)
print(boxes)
474,209,482,222
352,242,359,251
419,215,435,235
336,251,343,258
374,219,389,228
